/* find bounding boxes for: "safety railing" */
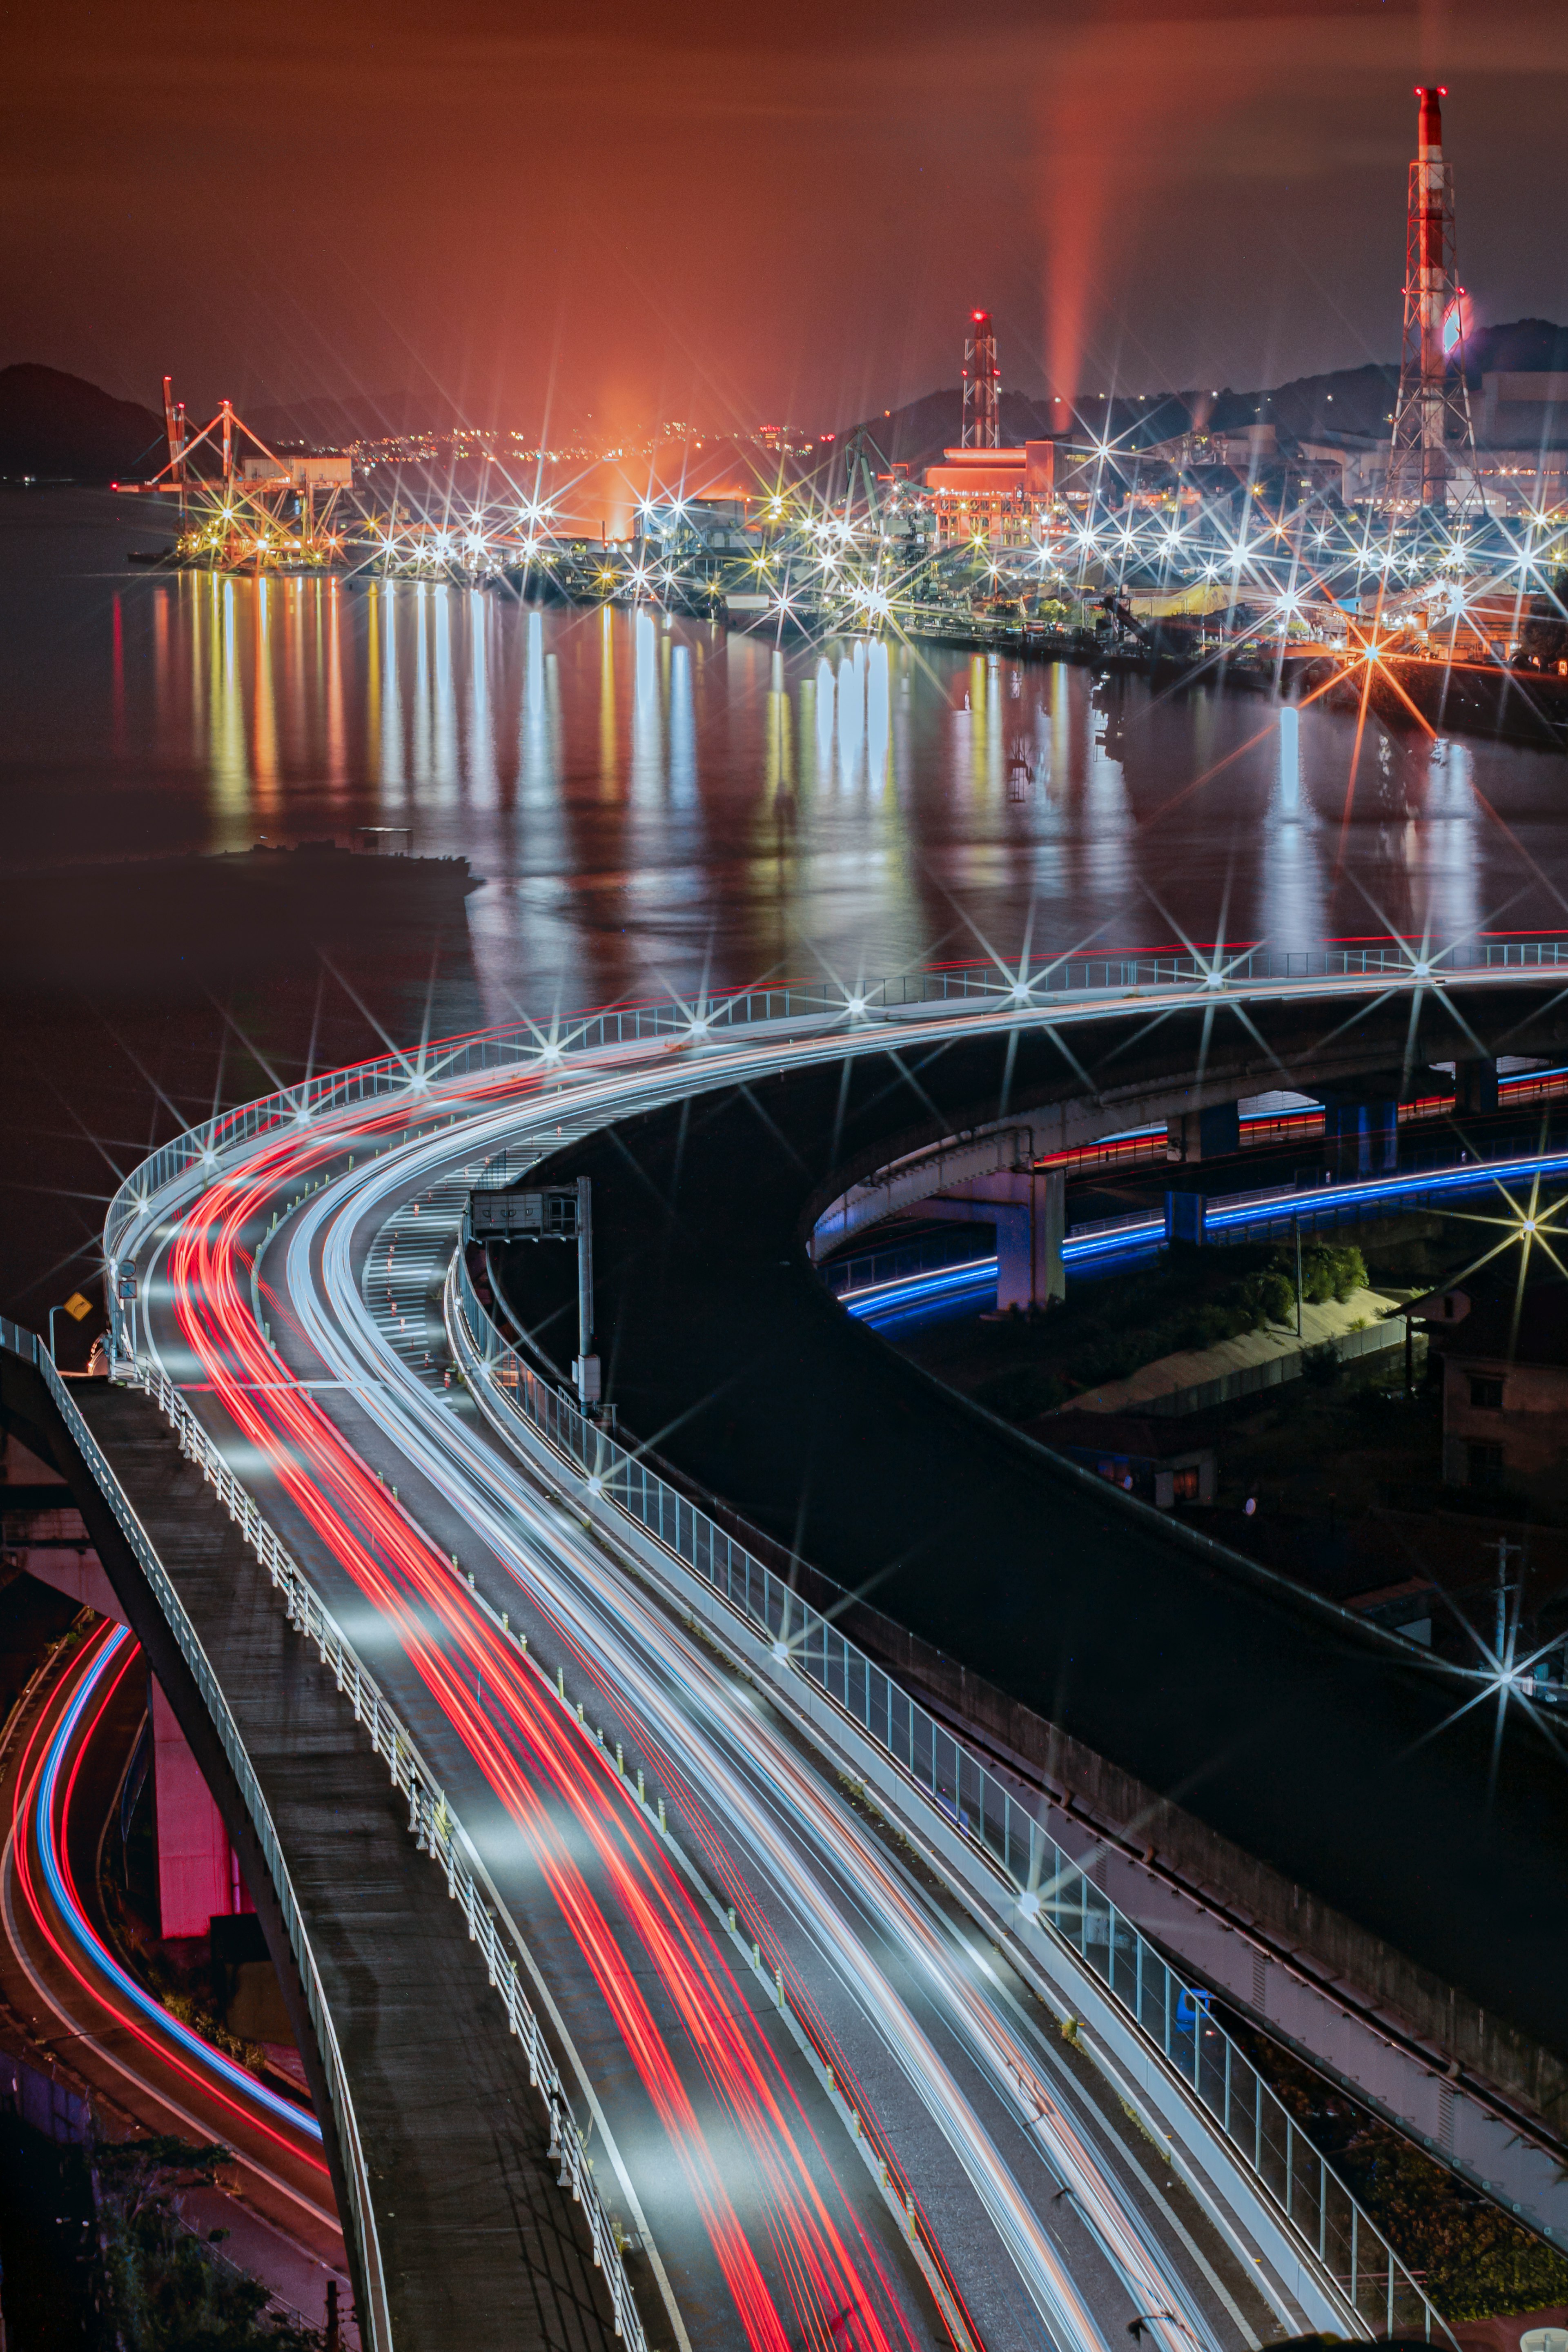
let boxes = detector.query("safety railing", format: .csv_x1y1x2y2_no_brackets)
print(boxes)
0,1316,647,2352
0,1316,394,2352
103,934,1568,1272
449,1255,1454,2346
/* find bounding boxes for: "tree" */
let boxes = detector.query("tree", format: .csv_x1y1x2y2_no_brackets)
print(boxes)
92,2138,326,2351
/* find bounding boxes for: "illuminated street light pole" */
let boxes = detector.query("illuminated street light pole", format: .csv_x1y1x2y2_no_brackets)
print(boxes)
48,1290,92,1366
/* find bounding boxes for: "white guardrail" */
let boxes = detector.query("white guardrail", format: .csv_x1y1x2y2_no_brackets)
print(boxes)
0,1316,648,2352
100,934,1568,1278
447,1251,1456,2347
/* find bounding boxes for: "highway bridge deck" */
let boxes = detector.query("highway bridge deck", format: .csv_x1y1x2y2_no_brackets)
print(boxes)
5,1355,625,2352
495,1006,1568,2102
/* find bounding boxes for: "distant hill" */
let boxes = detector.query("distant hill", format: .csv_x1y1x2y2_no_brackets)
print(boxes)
11,319,1567,491
1466,317,1568,376
1197,322,1568,448
1202,365,1398,445
0,364,165,482
243,390,469,450
847,318,1568,468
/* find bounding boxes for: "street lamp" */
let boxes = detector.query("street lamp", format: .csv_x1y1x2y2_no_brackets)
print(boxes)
49,1290,94,1365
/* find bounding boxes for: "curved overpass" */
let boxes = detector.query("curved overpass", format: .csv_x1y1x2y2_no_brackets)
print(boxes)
75,945,1568,2345
489,985,1568,2065
0,1614,351,2332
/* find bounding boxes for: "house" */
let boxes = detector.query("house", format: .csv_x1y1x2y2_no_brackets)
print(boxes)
1031,1409,1216,1509
1409,1278,1568,1492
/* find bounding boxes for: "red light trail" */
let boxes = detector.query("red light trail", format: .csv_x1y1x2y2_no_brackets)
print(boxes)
7,1617,332,2198
167,1115,930,2352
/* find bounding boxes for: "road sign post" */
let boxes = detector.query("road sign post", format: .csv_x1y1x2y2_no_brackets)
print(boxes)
466,1178,599,1411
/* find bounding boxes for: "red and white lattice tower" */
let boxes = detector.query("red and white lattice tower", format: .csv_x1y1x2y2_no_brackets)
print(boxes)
1386,86,1478,512
961,310,1000,449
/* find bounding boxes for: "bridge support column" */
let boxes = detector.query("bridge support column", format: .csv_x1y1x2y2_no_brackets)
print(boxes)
1457,1057,1499,1116
935,1167,1065,1309
151,1678,238,1941
1167,1102,1240,1163
991,1170,1065,1310
1034,1167,1066,1308
1321,1088,1399,1176
1166,1191,1207,1246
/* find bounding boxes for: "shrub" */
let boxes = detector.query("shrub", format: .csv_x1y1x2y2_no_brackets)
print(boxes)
1261,1269,1296,1325
1230,2034,1568,2324
1300,1241,1366,1305
93,2136,327,2349
1237,1270,1295,1329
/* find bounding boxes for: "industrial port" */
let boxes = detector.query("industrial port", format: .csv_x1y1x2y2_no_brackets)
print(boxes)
106,87,1568,748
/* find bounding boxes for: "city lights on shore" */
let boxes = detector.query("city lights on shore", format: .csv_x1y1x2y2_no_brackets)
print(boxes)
115,385,1568,685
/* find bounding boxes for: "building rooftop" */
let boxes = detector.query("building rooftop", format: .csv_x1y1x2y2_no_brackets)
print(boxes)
1411,1274,1568,1365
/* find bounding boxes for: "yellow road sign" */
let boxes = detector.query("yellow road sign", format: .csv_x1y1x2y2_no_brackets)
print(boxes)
63,1292,93,1322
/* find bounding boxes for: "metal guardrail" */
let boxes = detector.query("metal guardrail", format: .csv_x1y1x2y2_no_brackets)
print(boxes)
1137,1314,1408,1418
102,933,1568,1277
127,1356,651,2352
448,1253,1454,2345
1205,1146,1568,1245
90,938,1551,2336
0,1314,396,2352
0,1316,647,2352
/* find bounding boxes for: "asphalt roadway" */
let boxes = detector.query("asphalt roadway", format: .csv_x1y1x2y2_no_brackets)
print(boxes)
494,1017,1568,2068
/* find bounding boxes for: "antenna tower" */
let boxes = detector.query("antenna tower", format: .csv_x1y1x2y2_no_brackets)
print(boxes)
1386,86,1478,512
961,310,1000,449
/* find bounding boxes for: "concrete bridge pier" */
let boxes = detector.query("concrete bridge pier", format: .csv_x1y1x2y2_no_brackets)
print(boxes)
1167,1102,1240,1162
1,1456,244,1944
150,1678,249,1941
1457,1056,1500,1115
926,1168,1066,1308
1319,1082,1400,1177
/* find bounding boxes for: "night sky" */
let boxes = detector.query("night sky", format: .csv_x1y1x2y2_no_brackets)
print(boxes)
7,0,1568,435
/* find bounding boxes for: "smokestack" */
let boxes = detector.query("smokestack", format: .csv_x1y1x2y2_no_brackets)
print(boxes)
1388,84,1474,511
961,310,1000,450
1417,84,1444,160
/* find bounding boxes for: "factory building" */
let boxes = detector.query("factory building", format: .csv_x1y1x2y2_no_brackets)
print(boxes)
1328,398,1568,515
921,443,1058,548
635,495,758,558
1467,373,1568,512
921,437,1132,544
238,452,354,489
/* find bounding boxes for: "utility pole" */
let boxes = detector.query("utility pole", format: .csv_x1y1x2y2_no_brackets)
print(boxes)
572,1174,599,1409
1294,1215,1303,1340
1491,1534,1521,1670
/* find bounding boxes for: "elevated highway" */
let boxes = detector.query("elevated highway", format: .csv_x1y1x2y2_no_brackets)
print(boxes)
17,941,1568,2349
0,1612,355,2336
486,982,1568,2237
